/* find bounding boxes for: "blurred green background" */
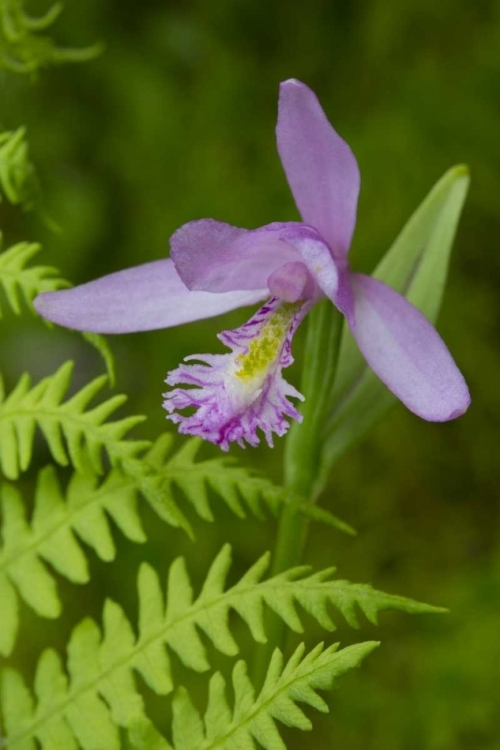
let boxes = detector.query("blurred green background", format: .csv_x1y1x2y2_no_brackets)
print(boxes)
1,0,499,747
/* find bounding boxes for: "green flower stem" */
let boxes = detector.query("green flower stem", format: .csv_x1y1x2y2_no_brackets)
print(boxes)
253,301,343,685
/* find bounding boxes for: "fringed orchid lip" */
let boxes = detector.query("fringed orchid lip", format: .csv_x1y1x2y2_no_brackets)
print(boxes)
164,297,311,450
34,78,470,450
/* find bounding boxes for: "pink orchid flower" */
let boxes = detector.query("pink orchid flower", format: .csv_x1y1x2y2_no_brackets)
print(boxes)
35,79,470,450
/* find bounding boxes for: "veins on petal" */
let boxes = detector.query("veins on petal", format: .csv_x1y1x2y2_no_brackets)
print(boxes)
163,298,310,450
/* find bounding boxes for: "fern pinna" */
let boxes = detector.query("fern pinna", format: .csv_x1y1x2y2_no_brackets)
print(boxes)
131,642,379,750
0,235,115,378
0,361,148,479
0,239,67,310
0,350,356,658
1,544,440,748
0,422,306,656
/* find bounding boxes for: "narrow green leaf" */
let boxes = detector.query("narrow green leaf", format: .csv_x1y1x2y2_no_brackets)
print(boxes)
319,166,469,494
295,500,356,536
82,332,116,385
285,301,343,497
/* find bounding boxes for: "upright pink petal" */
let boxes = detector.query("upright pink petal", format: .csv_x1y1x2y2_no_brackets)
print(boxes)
350,274,470,421
34,259,267,333
171,219,304,293
277,79,360,259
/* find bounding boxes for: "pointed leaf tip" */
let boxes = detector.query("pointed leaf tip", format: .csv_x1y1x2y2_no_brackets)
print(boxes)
319,164,470,488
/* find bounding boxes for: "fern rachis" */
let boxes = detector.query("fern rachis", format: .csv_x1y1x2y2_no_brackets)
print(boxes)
164,641,379,750
0,544,443,747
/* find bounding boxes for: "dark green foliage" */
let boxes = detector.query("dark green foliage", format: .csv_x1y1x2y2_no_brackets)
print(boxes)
0,0,101,74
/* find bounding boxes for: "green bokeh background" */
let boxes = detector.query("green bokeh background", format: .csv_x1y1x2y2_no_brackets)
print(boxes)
1,0,499,747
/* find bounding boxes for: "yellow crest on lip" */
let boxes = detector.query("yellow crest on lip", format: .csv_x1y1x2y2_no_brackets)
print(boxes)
235,302,300,382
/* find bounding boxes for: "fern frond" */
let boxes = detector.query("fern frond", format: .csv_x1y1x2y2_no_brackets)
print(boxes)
162,438,286,521
0,435,318,656
170,641,378,750
0,127,37,206
0,236,115,381
0,0,102,75
0,436,183,656
0,237,68,312
166,439,355,534
0,361,194,535
129,640,378,750
0,545,442,747
0,446,157,656
0,360,149,479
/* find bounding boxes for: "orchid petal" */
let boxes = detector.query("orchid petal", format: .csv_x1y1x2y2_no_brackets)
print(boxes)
279,225,354,324
350,274,470,421
34,259,268,334
164,297,309,449
171,219,304,293
277,79,360,258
